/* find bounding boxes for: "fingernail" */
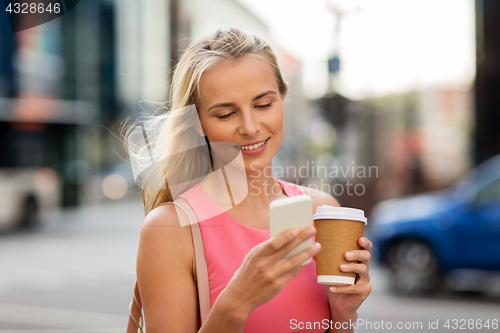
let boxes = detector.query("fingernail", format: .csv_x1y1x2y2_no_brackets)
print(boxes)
313,242,321,252
291,228,299,236
330,286,337,292
340,264,349,270
345,252,354,260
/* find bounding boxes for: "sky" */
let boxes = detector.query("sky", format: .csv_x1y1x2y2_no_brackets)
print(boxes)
239,0,476,100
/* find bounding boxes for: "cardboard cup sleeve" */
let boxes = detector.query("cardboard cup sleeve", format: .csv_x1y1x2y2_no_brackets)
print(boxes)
315,219,365,285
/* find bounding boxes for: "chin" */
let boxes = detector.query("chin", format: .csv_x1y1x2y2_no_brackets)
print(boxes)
243,157,273,174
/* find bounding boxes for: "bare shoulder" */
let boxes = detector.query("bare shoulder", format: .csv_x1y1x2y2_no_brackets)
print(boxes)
138,202,194,272
297,185,341,209
137,203,198,331
139,201,194,267
142,202,188,229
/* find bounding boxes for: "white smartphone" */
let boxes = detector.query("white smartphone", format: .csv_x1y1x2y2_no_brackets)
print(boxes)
270,194,313,265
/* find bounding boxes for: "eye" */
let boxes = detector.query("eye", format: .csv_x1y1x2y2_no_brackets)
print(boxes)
217,112,234,120
256,103,272,109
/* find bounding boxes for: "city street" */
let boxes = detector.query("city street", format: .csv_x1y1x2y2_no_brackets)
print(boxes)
1,0,498,332
0,200,142,332
1,201,500,332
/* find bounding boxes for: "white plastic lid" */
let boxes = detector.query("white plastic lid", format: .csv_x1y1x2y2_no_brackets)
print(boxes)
312,205,367,224
317,275,355,285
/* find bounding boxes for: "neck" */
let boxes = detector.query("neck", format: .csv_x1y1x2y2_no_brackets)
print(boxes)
198,163,285,211
243,165,285,209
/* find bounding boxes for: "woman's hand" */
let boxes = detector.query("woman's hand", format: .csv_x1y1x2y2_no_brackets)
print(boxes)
217,226,321,322
323,237,373,324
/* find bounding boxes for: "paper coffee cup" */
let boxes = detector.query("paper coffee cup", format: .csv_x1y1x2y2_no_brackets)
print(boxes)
313,206,367,286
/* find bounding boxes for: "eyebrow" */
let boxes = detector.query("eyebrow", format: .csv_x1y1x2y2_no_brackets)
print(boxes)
206,90,277,112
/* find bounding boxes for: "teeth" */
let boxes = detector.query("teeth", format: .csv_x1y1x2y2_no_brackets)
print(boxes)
240,139,267,150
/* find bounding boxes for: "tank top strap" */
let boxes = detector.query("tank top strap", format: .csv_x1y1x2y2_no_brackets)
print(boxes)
178,185,226,222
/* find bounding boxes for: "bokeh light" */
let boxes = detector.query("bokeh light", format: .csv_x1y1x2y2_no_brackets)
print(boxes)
102,174,128,200
33,167,57,192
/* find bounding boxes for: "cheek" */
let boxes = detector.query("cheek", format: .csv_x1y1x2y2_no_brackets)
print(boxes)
203,119,235,142
198,112,220,139
268,108,284,137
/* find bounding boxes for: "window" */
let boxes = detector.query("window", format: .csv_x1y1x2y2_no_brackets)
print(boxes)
475,178,500,204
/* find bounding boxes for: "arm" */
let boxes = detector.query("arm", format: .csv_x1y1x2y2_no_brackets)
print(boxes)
136,204,247,332
298,186,372,333
137,203,321,332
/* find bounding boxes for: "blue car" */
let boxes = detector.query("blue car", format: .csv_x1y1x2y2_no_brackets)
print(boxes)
370,154,500,295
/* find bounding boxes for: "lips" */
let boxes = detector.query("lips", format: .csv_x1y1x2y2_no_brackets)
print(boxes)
237,137,270,157
239,138,269,150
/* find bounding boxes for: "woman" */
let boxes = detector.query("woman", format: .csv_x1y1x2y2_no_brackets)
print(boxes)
129,28,372,332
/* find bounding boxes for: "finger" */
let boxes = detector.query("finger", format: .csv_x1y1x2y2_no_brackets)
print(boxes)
327,282,372,298
272,243,321,279
268,226,316,262
344,250,371,263
264,258,304,289
339,263,369,282
258,227,301,256
358,237,373,251
275,264,303,287
274,241,321,276
284,243,321,270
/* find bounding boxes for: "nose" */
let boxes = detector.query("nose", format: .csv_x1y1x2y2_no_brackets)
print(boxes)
238,109,260,137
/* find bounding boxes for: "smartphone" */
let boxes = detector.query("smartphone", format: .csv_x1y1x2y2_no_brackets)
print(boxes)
270,194,313,265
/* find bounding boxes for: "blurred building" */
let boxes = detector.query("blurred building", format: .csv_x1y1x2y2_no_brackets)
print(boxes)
316,93,377,214
313,84,473,217
0,0,111,209
474,0,500,164
1,0,313,219
369,86,473,202
273,50,315,176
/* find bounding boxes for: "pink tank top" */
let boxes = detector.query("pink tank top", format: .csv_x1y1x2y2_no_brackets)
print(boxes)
179,178,330,332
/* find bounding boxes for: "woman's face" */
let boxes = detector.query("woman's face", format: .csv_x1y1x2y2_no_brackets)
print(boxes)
197,55,285,174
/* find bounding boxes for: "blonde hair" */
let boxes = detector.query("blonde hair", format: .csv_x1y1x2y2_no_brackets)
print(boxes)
123,27,288,216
